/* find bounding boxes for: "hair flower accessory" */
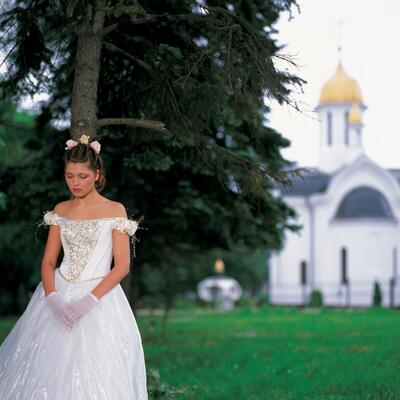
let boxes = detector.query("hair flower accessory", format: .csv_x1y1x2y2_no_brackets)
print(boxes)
89,140,101,154
64,135,101,154
65,139,78,150
79,134,90,144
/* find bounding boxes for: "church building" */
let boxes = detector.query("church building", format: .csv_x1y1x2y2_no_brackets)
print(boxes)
269,62,400,307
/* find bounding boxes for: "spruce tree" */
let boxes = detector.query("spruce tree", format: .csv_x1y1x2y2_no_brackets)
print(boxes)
0,1,303,311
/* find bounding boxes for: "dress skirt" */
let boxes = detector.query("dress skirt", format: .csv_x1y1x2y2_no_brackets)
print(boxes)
0,268,148,400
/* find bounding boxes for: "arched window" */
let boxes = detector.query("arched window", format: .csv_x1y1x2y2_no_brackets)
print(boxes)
300,261,307,285
341,247,348,284
335,186,394,219
344,111,349,146
327,112,332,146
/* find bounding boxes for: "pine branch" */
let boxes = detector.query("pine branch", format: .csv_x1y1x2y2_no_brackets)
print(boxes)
0,41,18,70
97,117,170,134
198,136,283,187
98,16,153,35
95,114,288,192
103,41,154,75
98,9,211,36
100,23,119,36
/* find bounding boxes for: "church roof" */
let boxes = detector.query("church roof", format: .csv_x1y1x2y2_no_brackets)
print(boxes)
281,169,331,196
387,169,400,184
282,168,400,197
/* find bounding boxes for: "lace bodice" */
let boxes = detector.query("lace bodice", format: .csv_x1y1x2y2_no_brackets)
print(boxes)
41,210,142,283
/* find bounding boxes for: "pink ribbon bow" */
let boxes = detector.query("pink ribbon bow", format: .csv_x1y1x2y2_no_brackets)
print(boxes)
65,139,78,150
89,140,101,154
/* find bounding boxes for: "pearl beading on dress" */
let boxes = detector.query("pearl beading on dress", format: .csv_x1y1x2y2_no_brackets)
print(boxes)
40,210,144,275
61,218,102,281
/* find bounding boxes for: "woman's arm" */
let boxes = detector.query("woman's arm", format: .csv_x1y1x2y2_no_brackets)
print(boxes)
41,223,62,297
90,204,131,300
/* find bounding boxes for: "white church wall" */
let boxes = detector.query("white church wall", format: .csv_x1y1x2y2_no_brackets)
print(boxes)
320,220,398,307
270,198,311,305
270,156,400,307
307,158,400,307
317,104,352,173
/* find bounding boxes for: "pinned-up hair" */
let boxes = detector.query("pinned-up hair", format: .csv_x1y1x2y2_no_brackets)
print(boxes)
63,139,106,192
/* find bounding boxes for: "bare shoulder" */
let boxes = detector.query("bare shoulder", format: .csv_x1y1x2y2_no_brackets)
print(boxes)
107,201,128,218
53,200,73,214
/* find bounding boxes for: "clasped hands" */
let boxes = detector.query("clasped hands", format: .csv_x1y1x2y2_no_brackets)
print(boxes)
45,291,99,329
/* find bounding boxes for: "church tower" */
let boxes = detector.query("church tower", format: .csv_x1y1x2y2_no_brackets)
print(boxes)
315,62,366,173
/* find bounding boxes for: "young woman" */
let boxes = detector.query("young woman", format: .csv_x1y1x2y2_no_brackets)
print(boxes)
0,134,148,399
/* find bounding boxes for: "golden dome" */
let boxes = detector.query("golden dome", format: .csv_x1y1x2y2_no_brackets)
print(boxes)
319,63,363,105
348,103,363,125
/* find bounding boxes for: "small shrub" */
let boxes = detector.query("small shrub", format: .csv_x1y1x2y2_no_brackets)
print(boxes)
236,292,256,309
308,289,323,307
147,368,183,399
256,292,269,308
373,281,382,307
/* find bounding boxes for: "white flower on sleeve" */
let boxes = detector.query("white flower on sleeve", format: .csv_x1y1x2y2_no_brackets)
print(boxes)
43,210,58,226
112,218,139,236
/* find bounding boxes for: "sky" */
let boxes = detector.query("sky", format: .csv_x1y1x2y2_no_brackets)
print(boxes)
268,0,400,168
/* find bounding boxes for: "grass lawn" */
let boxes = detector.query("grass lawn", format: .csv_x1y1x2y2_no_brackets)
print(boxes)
1,306,400,399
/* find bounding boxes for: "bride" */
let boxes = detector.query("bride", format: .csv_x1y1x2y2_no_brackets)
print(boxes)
0,134,148,399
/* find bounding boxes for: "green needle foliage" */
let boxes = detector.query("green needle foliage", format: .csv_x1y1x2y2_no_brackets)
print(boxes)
0,1,303,313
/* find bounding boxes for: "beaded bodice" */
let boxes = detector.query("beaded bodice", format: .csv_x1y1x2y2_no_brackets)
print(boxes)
41,210,141,283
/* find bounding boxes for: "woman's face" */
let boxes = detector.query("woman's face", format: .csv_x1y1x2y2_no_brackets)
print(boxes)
64,162,99,197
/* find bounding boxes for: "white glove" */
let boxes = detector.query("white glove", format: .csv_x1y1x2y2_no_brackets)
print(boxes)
45,291,74,329
65,293,99,321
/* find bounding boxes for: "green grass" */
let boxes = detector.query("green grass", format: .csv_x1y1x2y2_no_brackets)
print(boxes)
2,307,400,399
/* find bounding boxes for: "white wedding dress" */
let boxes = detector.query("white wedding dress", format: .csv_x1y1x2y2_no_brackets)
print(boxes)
0,210,148,399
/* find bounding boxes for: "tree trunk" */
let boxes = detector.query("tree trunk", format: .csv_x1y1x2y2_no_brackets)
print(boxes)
70,2,105,139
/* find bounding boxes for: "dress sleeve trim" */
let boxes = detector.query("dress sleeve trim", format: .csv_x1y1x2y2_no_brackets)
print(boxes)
42,210,59,226
111,215,145,257
111,217,140,236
